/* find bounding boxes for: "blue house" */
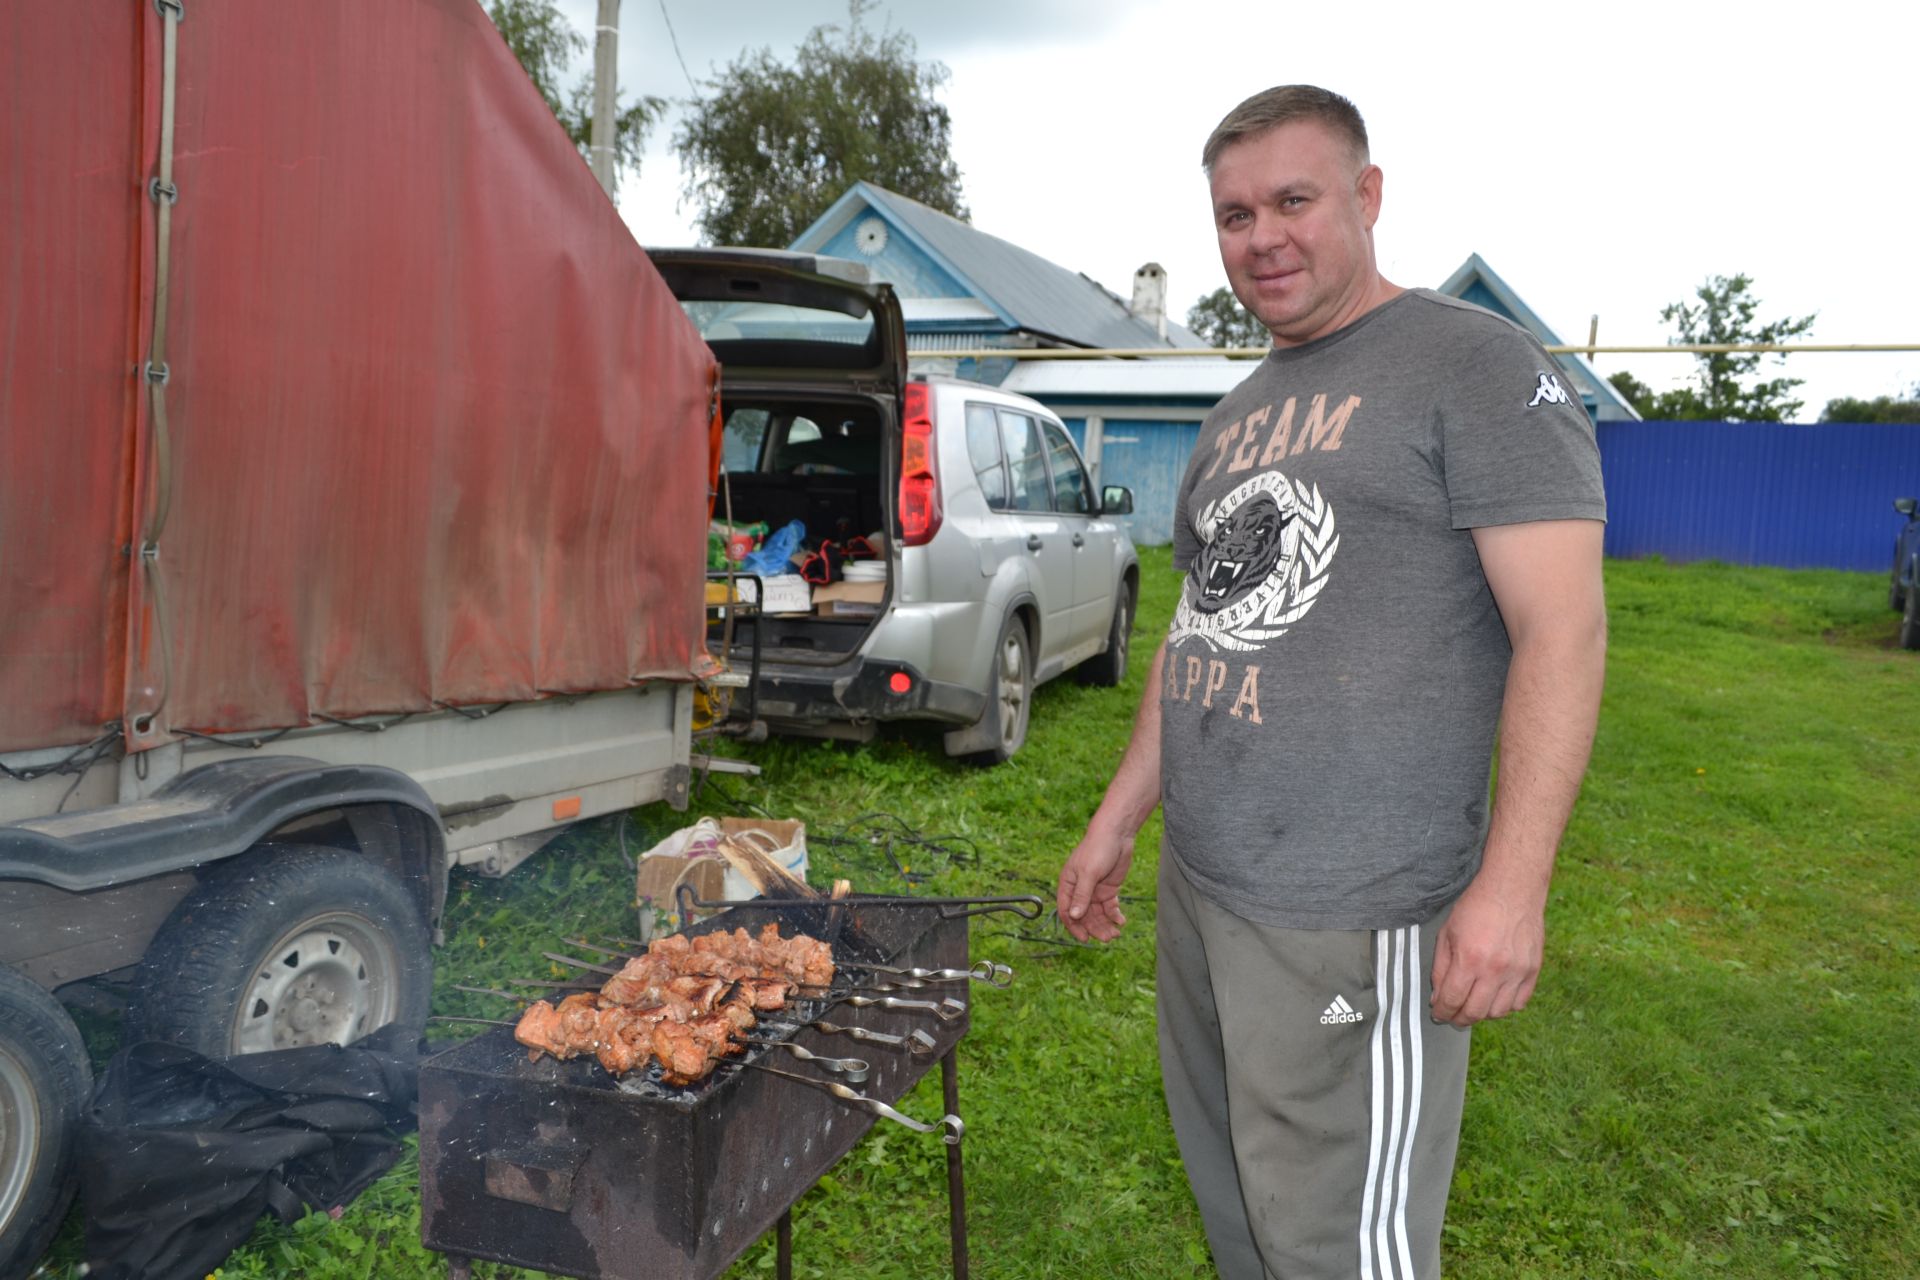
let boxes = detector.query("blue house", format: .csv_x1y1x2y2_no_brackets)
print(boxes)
789,181,1206,385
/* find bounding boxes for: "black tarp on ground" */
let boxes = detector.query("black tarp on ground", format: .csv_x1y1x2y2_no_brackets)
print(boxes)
78,1025,419,1280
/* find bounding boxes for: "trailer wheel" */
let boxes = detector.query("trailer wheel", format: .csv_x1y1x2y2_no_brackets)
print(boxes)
0,965,90,1278
126,845,432,1057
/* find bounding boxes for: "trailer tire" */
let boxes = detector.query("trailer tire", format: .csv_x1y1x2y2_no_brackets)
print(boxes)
0,965,90,1278
126,845,432,1058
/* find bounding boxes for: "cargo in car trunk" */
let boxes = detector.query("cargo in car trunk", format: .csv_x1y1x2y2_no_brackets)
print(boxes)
712,393,892,665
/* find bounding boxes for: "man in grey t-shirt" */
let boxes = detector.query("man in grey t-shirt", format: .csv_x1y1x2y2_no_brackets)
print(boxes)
1056,85,1606,1279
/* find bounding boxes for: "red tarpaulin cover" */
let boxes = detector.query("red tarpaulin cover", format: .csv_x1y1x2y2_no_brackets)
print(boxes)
1,0,717,754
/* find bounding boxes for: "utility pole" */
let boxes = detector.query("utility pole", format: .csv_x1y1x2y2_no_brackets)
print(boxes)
589,0,620,198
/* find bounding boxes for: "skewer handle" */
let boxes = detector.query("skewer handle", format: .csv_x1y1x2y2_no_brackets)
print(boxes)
810,1020,939,1056
836,994,966,1021
744,1062,963,1144
742,1039,869,1082
840,961,1014,989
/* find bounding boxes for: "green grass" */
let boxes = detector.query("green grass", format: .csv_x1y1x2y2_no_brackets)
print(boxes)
35,551,1920,1279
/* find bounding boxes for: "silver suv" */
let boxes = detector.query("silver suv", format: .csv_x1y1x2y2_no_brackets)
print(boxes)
648,248,1138,763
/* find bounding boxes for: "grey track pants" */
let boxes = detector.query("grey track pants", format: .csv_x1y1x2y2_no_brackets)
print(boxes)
1157,854,1472,1280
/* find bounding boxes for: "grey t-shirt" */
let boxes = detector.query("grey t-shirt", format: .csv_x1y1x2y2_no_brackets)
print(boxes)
1162,289,1605,930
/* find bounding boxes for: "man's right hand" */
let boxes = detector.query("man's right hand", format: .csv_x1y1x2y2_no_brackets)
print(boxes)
1057,826,1135,942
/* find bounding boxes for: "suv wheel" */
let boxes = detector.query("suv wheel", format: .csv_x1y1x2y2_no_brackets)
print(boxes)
967,614,1032,765
1077,581,1135,687
1902,572,1920,650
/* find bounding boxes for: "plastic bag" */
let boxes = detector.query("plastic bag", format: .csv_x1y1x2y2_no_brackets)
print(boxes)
741,519,805,577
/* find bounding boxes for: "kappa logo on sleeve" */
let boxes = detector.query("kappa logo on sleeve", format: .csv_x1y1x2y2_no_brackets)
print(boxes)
1527,372,1572,408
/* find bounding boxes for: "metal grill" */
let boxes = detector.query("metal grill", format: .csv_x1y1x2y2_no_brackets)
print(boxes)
418,893,1035,1280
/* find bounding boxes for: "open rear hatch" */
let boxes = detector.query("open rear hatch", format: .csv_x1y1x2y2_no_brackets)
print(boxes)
646,249,908,705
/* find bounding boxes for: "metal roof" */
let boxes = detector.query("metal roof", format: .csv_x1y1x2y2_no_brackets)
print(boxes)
794,182,1204,351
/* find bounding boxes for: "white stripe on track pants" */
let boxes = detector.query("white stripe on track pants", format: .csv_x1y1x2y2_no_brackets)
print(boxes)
1156,854,1472,1280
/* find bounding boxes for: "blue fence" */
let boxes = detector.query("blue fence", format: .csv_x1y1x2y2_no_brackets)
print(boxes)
1065,414,1920,571
1597,420,1920,572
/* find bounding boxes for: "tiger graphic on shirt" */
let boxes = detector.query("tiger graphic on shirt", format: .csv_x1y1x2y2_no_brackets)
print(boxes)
1167,468,1339,654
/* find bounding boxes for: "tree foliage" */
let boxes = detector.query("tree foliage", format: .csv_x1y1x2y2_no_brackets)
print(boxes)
673,2,967,248
487,0,664,188
1609,274,1817,422
1185,287,1269,349
1606,369,1694,421
1820,384,1920,424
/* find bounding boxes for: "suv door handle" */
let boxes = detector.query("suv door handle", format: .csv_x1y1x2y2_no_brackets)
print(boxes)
1026,534,1043,551
1071,533,1084,548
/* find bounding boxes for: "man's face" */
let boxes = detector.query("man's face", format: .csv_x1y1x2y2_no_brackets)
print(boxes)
1209,120,1383,347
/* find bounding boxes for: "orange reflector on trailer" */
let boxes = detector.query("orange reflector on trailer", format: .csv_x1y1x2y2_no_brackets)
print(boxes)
553,796,583,820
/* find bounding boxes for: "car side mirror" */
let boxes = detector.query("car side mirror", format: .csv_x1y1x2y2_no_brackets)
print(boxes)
1101,485,1134,516
1896,497,1917,517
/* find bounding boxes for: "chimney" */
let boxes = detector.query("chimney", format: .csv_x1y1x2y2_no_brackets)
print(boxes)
1130,262,1168,341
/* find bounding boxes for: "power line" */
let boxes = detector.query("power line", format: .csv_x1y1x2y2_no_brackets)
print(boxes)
655,0,696,96
904,343,1920,362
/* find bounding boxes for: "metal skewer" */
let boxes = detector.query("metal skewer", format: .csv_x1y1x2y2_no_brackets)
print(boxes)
739,1039,869,1082
543,951,624,976
734,1061,963,1144
809,1021,939,1056
839,960,1015,989
541,953,964,1011
824,993,966,1022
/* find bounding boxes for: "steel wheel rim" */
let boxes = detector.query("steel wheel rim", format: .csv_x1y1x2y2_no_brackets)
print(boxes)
0,1044,39,1238
997,630,1029,752
1113,597,1131,671
233,911,399,1054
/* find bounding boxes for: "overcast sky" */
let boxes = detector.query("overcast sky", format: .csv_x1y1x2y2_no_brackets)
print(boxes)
553,0,1918,415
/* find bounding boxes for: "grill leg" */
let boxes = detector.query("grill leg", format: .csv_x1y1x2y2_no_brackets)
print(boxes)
942,1048,969,1280
777,1207,793,1280
447,1256,473,1280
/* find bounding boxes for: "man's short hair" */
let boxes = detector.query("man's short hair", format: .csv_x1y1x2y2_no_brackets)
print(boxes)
1202,85,1369,174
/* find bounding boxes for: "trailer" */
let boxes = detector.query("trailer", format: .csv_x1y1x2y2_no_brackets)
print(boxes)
0,2,719,1269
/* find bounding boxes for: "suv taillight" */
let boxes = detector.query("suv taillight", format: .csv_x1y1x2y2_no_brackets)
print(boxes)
899,382,942,546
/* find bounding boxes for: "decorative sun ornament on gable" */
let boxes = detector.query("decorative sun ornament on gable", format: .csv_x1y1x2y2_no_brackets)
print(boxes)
854,216,889,256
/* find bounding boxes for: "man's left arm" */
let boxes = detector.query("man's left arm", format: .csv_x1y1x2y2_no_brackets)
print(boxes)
1429,518,1606,1027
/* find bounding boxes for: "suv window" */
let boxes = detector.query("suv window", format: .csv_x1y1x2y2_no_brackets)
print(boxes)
965,404,1009,510
767,411,878,475
1040,419,1094,514
997,410,1050,512
722,407,771,471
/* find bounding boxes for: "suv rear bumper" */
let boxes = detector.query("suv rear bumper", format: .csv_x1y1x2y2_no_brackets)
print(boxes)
741,657,986,728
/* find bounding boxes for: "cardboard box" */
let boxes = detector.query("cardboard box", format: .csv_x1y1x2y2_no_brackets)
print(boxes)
813,579,885,616
758,574,812,615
